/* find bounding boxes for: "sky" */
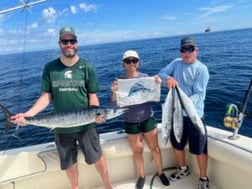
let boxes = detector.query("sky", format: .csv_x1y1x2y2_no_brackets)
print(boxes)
0,0,251,54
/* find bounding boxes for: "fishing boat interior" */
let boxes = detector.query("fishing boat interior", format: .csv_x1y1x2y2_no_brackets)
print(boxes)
0,1,251,189
1,124,252,189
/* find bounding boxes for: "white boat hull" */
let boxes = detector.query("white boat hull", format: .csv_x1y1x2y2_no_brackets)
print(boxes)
0,125,252,189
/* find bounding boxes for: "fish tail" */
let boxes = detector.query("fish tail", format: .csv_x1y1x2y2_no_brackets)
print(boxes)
0,103,14,133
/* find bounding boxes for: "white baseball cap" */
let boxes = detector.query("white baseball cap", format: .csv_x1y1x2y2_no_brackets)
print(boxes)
122,50,139,60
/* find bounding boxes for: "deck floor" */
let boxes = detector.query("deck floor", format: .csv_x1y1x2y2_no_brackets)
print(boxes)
95,169,217,189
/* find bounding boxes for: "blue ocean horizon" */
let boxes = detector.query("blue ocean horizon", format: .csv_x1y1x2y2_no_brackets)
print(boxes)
0,28,251,151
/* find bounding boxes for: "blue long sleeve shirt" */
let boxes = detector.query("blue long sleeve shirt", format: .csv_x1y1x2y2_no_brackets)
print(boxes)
158,58,209,117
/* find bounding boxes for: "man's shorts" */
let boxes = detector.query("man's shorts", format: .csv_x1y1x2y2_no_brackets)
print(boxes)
124,117,157,134
170,117,208,155
54,127,102,170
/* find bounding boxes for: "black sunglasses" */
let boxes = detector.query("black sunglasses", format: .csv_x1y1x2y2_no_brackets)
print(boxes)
60,39,78,45
123,58,139,64
180,46,195,53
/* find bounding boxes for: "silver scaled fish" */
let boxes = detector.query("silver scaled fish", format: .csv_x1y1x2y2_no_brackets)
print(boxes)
0,103,127,132
161,86,206,145
175,86,206,136
161,88,183,144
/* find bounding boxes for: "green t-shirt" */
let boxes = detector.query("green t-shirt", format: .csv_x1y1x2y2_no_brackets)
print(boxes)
41,58,99,133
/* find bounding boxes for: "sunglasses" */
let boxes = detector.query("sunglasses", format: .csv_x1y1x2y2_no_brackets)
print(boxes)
123,58,139,64
180,46,195,53
60,39,78,45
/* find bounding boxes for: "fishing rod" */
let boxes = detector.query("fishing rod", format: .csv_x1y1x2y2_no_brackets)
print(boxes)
0,0,47,14
224,79,252,140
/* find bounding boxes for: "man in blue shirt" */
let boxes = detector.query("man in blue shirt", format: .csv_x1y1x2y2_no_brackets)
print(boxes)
158,36,210,189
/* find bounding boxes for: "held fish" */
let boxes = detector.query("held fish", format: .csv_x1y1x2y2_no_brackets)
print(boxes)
175,86,206,136
161,89,173,145
0,103,127,132
172,89,183,143
161,88,183,145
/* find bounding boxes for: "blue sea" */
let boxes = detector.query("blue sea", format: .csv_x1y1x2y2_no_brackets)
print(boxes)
0,28,251,151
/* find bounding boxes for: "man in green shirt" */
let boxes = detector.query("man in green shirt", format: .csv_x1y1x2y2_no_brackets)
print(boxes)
11,26,112,189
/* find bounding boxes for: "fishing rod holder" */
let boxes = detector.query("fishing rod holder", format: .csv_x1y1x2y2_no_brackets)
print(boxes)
223,104,241,140
224,79,252,140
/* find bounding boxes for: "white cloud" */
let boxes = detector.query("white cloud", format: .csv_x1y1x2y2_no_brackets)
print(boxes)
47,28,55,34
79,3,98,12
198,5,233,18
30,22,38,29
70,6,77,14
42,7,57,23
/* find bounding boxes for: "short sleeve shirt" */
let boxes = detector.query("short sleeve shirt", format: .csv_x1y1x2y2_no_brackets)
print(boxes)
41,58,99,133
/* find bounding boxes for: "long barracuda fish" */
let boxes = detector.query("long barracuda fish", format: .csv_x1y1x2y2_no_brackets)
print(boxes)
0,103,127,132
175,86,206,136
161,88,183,145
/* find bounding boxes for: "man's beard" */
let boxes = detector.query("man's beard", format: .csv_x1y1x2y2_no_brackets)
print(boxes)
62,49,77,58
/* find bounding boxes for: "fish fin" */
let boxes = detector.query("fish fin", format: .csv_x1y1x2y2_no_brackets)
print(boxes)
0,103,15,133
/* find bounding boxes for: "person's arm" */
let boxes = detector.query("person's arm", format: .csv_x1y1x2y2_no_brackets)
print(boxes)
158,59,178,88
11,92,52,125
190,67,209,104
88,93,100,106
158,60,175,81
25,92,52,116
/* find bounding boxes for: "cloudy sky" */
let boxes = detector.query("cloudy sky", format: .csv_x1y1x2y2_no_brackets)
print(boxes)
0,0,251,54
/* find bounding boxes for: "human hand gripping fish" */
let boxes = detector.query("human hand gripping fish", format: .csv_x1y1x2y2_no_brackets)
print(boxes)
11,113,27,126
165,76,178,88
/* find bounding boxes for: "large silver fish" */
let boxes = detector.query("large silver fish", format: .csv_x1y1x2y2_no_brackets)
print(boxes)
161,89,173,145
175,86,206,136
0,103,127,132
161,88,183,145
172,89,183,143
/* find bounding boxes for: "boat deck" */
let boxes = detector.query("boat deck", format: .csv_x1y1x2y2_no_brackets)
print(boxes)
95,169,218,189
1,126,252,189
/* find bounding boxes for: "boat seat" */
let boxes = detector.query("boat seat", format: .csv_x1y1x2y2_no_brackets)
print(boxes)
0,151,46,184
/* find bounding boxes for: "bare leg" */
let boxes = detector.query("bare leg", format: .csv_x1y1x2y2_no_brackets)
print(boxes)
144,128,163,175
65,163,79,189
127,134,145,178
95,154,112,189
196,153,208,177
173,149,186,167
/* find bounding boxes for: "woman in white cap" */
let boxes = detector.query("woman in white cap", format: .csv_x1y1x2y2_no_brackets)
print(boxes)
110,50,169,189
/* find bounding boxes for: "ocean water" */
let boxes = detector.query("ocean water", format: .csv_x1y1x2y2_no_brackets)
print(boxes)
0,28,251,151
